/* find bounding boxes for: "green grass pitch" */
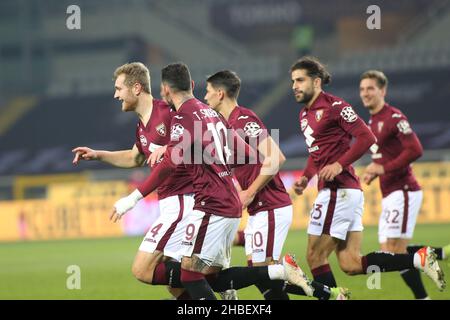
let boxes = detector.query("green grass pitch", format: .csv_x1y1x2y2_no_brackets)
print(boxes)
1,224,449,300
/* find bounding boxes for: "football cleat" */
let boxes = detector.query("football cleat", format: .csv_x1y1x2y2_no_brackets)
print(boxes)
416,246,446,291
330,287,351,300
219,289,239,300
442,244,450,261
282,254,315,297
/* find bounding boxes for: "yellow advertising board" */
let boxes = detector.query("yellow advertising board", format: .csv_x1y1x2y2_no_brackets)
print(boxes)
0,181,129,241
239,162,450,230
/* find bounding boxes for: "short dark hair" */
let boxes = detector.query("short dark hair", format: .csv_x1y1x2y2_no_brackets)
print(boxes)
360,70,388,89
206,70,241,99
161,62,191,92
290,56,331,85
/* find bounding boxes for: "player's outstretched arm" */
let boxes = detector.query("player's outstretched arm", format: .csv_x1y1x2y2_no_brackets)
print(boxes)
109,145,178,222
72,144,145,168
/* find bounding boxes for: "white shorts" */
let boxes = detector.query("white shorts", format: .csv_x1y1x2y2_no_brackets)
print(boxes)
181,210,240,268
307,188,364,241
378,190,423,243
244,205,293,263
138,194,194,261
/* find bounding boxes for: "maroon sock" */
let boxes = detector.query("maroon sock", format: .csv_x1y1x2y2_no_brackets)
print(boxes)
181,269,216,300
176,291,192,300
362,252,414,273
151,262,167,285
311,264,337,287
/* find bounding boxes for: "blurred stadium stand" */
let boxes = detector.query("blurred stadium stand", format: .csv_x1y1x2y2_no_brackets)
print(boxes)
0,0,449,199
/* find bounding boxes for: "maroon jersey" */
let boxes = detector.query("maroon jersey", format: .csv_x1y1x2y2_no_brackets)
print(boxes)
299,91,373,190
168,98,245,217
134,99,193,199
368,103,421,197
228,106,292,215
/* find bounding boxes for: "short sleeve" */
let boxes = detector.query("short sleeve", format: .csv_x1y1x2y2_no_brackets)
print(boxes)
236,111,269,145
333,103,368,136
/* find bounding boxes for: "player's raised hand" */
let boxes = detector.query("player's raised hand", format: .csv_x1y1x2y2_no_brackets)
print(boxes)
72,146,98,164
147,145,167,167
110,190,144,223
294,176,308,195
318,162,343,181
239,189,255,210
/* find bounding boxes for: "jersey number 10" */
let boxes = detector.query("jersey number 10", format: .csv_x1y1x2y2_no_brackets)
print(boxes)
207,122,232,165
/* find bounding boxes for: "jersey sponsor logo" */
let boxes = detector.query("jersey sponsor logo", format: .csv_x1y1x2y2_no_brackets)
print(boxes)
332,101,343,106
378,121,384,133
371,153,382,159
149,143,163,153
156,123,166,136
238,115,249,120
244,121,263,137
370,143,382,159
308,145,319,153
300,118,308,131
392,113,402,118
397,119,412,134
315,109,324,122
140,135,148,147
170,123,185,140
340,106,358,123
303,124,315,147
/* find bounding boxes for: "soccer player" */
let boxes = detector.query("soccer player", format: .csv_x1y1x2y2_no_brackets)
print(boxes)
72,62,194,298
360,70,450,299
291,56,446,292
111,62,316,300
204,70,349,300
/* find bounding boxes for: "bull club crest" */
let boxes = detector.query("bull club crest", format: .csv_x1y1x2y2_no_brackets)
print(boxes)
378,121,384,133
156,123,166,136
315,109,324,122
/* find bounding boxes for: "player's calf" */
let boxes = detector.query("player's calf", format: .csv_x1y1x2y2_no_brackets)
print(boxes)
131,250,164,284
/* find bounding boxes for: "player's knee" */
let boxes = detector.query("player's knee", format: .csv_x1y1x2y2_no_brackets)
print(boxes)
131,264,152,284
